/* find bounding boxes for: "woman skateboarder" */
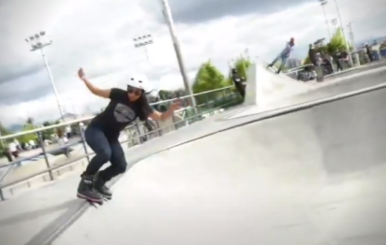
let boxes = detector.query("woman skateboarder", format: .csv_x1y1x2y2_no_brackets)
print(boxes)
76,68,181,203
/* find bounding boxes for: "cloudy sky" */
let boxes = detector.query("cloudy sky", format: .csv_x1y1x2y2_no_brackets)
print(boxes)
0,0,385,126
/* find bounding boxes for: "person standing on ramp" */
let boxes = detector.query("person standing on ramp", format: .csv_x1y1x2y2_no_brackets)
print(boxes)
76,68,181,203
267,37,295,74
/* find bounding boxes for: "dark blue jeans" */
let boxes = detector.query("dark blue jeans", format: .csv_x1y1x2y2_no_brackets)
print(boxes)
83,126,127,181
270,56,288,72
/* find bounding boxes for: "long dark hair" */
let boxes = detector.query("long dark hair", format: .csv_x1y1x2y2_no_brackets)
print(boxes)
137,91,151,121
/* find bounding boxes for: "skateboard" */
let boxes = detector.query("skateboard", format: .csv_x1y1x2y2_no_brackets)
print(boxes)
77,193,111,208
87,199,103,208
101,193,112,202
267,65,278,73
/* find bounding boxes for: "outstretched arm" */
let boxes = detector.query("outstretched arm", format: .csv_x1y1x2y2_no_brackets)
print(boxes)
148,108,175,121
148,100,182,121
78,68,111,98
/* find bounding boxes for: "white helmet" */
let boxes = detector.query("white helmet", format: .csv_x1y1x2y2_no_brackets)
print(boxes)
145,89,160,100
127,74,149,92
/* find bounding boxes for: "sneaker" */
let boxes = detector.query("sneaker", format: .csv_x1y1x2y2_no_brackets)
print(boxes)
77,175,103,203
94,174,112,199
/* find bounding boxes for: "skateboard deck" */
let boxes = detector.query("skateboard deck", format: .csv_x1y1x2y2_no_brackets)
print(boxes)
87,199,103,208
267,66,278,73
77,193,110,208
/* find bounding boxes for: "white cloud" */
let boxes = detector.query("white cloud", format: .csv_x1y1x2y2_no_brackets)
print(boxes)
0,0,385,127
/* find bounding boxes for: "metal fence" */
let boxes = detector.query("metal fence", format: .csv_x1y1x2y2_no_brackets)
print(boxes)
0,86,242,201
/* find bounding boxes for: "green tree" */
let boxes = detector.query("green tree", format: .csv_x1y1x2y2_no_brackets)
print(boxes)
53,120,66,137
0,122,10,136
41,121,55,140
0,122,11,156
17,119,38,144
192,61,226,104
233,57,252,79
224,57,252,95
327,27,350,54
159,90,173,100
303,27,352,64
193,61,225,92
27,117,34,125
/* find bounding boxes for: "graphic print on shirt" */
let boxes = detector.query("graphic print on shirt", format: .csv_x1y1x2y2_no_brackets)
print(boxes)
113,103,136,123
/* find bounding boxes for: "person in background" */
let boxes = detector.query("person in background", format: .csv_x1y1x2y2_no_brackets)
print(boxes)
79,122,85,131
65,125,72,139
28,139,36,149
340,49,350,68
8,141,18,159
231,68,245,99
57,128,70,158
308,44,318,78
322,53,334,74
333,51,344,72
13,139,21,151
308,44,317,66
44,139,52,146
78,122,86,138
365,44,373,62
267,37,295,74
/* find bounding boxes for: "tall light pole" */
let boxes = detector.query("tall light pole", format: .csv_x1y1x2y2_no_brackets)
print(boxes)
319,0,332,39
25,31,65,120
347,22,360,66
332,0,354,66
133,34,153,62
159,0,196,108
330,18,338,36
347,22,355,47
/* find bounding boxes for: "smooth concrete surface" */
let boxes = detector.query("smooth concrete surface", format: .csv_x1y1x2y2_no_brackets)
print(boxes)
324,59,386,81
50,86,386,245
243,62,311,107
232,63,386,118
243,60,386,111
0,111,252,245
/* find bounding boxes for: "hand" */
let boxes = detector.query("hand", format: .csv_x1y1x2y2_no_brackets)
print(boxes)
78,68,85,79
170,99,182,111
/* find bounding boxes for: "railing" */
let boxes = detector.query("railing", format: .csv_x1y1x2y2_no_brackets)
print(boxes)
0,86,242,201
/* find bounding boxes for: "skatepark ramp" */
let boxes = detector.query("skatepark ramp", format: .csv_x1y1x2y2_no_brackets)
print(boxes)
244,62,311,107
50,83,386,245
